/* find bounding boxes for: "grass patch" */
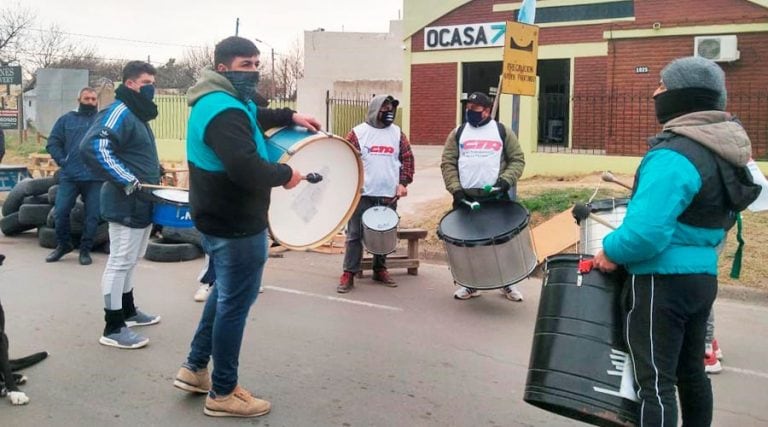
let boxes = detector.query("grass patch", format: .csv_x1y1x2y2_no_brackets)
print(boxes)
2,130,47,162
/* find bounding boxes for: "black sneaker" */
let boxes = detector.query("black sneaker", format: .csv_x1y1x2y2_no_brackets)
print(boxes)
46,244,74,263
79,250,92,265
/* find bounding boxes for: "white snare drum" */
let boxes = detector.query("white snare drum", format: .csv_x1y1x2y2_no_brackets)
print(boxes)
579,198,628,255
362,206,399,255
265,126,363,250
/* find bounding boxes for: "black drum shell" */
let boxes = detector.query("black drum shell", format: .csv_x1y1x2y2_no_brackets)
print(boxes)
524,254,639,427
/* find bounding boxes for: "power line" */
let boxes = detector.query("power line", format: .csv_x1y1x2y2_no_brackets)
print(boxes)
24,27,204,49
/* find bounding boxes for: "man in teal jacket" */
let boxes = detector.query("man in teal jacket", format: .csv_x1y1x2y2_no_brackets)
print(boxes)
594,57,761,426
173,36,320,418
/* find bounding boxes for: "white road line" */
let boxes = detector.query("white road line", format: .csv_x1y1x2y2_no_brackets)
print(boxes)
263,286,404,312
722,367,768,380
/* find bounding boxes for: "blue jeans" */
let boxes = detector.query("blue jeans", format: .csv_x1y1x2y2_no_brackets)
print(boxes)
54,180,102,250
185,230,268,396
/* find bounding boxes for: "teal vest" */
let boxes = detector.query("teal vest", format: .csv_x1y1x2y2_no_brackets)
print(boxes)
187,92,268,172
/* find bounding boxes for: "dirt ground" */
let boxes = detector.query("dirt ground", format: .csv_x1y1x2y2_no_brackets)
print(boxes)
402,172,768,292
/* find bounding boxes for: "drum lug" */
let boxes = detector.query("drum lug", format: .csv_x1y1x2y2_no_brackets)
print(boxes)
576,273,583,287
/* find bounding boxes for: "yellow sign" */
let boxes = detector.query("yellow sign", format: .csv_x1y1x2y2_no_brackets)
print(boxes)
502,21,539,96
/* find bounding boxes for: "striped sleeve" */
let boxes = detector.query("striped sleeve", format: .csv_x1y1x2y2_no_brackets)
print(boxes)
85,103,138,186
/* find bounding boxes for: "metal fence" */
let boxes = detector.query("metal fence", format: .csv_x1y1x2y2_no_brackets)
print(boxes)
325,91,403,136
149,95,296,140
540,88,768,159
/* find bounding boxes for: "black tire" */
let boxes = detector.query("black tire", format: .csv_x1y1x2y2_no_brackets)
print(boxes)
92,222,109,247
69,202,85,235
1,178,32,216
144,237,202,262
161,226,202,248
47,185,58,205
95,241,110,254
37,226,81,249
1,212,36,236
18,204,54,226
37,226,58,249
23,195,49,205
46,207,55,228
25,176,58,197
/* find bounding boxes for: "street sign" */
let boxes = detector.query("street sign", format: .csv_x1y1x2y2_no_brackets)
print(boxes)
0,66,22,85
501,21,539,96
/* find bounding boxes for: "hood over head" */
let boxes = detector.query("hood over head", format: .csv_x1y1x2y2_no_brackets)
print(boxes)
365,95,399,128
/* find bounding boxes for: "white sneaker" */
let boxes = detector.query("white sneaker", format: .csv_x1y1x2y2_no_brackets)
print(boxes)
454,287,480,300
501,284,524,302
194,284,212,302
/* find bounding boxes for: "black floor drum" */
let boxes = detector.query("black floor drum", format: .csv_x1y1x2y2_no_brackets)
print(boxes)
524,254,639,427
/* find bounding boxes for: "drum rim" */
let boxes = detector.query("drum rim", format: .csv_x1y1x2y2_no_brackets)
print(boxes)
266,129,364,251
361,205,399,232
587,198,629,212
436,203,531,247
151,188,189,206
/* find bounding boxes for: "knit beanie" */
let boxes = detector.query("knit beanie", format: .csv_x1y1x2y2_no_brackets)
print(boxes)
660,56,727,110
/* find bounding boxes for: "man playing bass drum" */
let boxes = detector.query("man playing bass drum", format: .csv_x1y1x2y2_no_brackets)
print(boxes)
440,92,526,301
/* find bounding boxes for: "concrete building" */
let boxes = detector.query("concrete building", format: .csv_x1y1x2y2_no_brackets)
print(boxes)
297,21,404,130
402,0,768,175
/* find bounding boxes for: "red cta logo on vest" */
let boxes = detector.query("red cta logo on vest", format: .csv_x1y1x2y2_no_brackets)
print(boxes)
461,140,502,151
369,145,395,155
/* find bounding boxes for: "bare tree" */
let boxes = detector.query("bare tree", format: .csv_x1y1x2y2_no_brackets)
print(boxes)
30,23,95,69
180,45,214,80
0,2,35,64
274,39,304,100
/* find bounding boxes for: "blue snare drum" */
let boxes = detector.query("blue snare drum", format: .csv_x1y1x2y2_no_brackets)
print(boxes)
264,126,363,250
152,189,193,228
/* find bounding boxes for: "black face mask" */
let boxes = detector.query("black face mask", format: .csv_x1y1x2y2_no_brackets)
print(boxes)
653,87,723,124
379,110,396,126
78,103,97,115
220,71,260,102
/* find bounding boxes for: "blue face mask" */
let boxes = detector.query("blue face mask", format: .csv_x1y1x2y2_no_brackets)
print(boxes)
139,84,155,101
465,109,484,127
220,71,260,101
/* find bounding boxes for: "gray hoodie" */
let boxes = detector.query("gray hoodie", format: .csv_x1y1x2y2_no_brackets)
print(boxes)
365,95,398,129
663,111,752,166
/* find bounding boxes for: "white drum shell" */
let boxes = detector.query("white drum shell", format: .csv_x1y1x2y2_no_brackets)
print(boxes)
362,206,399,255
443,227,537,290
579,201,627,255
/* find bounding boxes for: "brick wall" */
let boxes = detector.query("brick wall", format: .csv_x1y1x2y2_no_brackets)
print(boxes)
572,57,608,150
410,63,458,145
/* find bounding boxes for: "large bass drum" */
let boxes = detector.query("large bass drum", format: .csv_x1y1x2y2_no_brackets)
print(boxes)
437,201,537,290
579,198,629,255
265,127,363,250
525,254,639,427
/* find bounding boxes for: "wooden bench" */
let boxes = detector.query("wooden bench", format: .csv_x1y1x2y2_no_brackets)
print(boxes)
360,228,428,276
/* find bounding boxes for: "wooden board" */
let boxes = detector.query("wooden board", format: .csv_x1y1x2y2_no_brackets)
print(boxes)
531,209,579,264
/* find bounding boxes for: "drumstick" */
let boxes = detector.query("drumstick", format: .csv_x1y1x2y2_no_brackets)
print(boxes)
140,183,188,191
302,173,323,184
572,203,617,230
483,184,502,194
461,199,481,211
601,171,633,191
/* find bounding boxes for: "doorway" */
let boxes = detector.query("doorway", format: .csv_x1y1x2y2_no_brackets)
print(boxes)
537,59,570,146
461,61,502,121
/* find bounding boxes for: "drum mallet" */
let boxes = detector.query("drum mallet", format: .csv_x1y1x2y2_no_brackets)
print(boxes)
139,183,188,191
601,171,633,191
461,199,481,211
572,203,617,230
483,184,502,194
302,173,323,184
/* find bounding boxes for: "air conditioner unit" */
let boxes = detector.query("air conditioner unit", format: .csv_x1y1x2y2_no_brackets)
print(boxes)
694,35,740,62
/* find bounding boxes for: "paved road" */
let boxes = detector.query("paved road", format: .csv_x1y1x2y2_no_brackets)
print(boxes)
1,234,767,426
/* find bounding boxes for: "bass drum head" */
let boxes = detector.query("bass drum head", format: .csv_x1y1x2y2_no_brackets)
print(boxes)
438,201,530,247
268,132,363,250
152,188,189,205
362,206,399,232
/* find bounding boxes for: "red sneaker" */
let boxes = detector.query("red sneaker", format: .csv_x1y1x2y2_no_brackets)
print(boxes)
337,272,354,293
704,347,722,374
712,339,723,360
373,269,397,287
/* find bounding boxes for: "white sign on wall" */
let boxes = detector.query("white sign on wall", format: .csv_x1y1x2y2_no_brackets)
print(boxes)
424,22,507,51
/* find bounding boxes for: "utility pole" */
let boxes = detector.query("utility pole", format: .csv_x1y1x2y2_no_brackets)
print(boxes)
271,48,276,100
235,18,240,36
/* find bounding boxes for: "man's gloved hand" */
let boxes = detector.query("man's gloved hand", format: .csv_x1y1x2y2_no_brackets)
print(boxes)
452,190,467,208
494,178,511,193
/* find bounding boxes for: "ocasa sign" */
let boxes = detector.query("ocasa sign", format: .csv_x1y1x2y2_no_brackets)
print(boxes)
423,22,506,51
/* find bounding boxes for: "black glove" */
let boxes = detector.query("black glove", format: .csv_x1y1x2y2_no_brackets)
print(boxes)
452,190,466,208
494,178,511,193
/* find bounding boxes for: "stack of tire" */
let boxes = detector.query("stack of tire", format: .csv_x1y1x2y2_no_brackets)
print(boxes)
146,226,204,262
0,177,110,252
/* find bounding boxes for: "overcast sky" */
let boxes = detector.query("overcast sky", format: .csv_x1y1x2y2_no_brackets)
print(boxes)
21,0,403,65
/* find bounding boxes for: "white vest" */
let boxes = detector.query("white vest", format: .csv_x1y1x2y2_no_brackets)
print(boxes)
458,120,504,190
354,123,402,197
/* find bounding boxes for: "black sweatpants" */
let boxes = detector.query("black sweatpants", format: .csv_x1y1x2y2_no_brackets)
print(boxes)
623,273,717,427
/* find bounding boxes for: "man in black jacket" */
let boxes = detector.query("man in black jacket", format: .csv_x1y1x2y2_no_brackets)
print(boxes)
173,36,321,418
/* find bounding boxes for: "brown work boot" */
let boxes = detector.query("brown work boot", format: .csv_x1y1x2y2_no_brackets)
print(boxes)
173,366,211,394
373,269,397,287
337,271,355,293
204,385,271,418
